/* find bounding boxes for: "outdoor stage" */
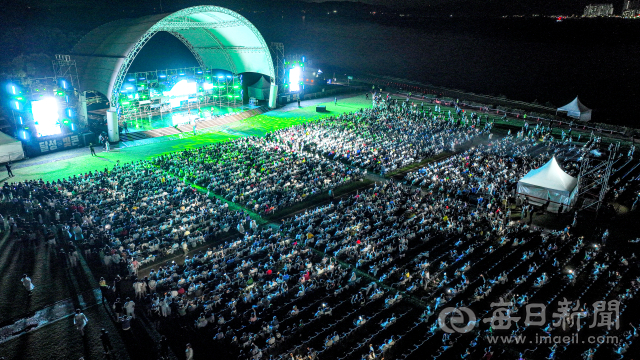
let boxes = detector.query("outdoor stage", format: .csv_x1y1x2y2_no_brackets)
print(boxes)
124,103,262,133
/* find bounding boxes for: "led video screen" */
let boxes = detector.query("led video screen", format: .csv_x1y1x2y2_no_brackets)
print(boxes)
32,98,62,137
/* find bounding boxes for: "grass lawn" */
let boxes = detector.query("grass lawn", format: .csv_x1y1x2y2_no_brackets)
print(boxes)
7,95,374,185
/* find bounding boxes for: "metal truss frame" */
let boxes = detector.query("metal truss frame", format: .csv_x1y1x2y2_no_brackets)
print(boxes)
169,32,207,69
577,142,619,213
110,30,158,107
200,28,238,74
160,20,242,29
109,5,276,108
52,54,81,90
195,46,267,53
270,42,285,93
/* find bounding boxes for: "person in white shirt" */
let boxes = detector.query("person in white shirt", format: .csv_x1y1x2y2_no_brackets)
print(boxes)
74,309,88,336
124,297,136,319
21,274,34,296
185,343,194,360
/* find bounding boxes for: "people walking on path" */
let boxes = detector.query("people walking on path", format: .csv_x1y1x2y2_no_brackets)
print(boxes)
5,162,14,177
21,274,34,296
74,309,88,336
100,329,114,354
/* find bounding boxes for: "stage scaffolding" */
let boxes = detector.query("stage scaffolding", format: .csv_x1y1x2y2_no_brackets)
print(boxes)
117,66,242,123
270,42,285,94
577,141,620,214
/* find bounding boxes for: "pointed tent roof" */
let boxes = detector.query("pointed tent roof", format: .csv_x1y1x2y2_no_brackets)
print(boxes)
557,96,591,118
0,131,19,146
249,76,271,90
519,157,577,192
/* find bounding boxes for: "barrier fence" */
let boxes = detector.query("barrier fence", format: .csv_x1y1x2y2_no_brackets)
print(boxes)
352,74,635,141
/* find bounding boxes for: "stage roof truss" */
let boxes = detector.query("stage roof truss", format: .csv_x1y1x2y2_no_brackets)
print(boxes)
70,5,276,107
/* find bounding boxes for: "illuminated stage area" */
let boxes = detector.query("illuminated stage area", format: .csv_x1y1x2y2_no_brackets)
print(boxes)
116,66,248,132
123,103,261,133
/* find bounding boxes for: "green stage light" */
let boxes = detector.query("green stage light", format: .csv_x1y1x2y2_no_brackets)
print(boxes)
121,101,130,105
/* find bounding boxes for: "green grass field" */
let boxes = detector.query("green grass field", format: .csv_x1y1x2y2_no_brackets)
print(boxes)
7,95,373,184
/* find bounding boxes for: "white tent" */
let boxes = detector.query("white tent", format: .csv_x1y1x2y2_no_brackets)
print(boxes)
0,131,24,164
517,157,578,212
247,76,271,101
557,96,592,122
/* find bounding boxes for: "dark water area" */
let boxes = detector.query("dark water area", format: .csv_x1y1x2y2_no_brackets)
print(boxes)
133,16,640,126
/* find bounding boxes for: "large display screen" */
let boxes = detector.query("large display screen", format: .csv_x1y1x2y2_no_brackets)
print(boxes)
31,98,62,137
289,66,301,92
163,80,197,108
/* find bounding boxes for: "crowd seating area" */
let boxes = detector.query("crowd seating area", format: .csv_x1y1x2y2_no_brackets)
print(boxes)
1,97,639,360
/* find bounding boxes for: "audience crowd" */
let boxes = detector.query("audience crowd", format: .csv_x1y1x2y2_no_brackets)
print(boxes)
1,96,638,360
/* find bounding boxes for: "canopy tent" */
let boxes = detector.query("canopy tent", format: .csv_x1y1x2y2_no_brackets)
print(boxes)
557,96,592,122
517,157,578,213
0,131,25,164
247,76,271,100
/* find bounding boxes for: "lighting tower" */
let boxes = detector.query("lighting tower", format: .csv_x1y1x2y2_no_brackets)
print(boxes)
270,42,285,94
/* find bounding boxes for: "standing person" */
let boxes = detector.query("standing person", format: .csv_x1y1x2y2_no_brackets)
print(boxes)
159,335,169,359
124,297,135,319
192,119,197,136
297,98,301,107
113,298,124,320
100,329,114,354
105,140,110,152
99,277,109,303
185,343,194,360
21,274,34,296
334,97,337,106
89,143,96,156
123,121,129,134
74,309,88,336
113,275,122,297
5,162,14,178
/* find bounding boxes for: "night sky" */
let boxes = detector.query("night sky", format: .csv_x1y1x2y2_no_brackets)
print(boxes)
0,0,623,28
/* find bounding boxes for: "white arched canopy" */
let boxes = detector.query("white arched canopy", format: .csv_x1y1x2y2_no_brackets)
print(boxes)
71,6,275,107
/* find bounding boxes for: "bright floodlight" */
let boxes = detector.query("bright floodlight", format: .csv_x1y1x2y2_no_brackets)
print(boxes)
32,97,62,137
289,66,301,92
203,82,214,91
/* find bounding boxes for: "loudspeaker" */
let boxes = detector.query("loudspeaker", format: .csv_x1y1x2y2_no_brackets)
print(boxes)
316,105,326,112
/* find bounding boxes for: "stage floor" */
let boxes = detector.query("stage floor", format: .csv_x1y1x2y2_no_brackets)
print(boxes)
124,104,261,133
